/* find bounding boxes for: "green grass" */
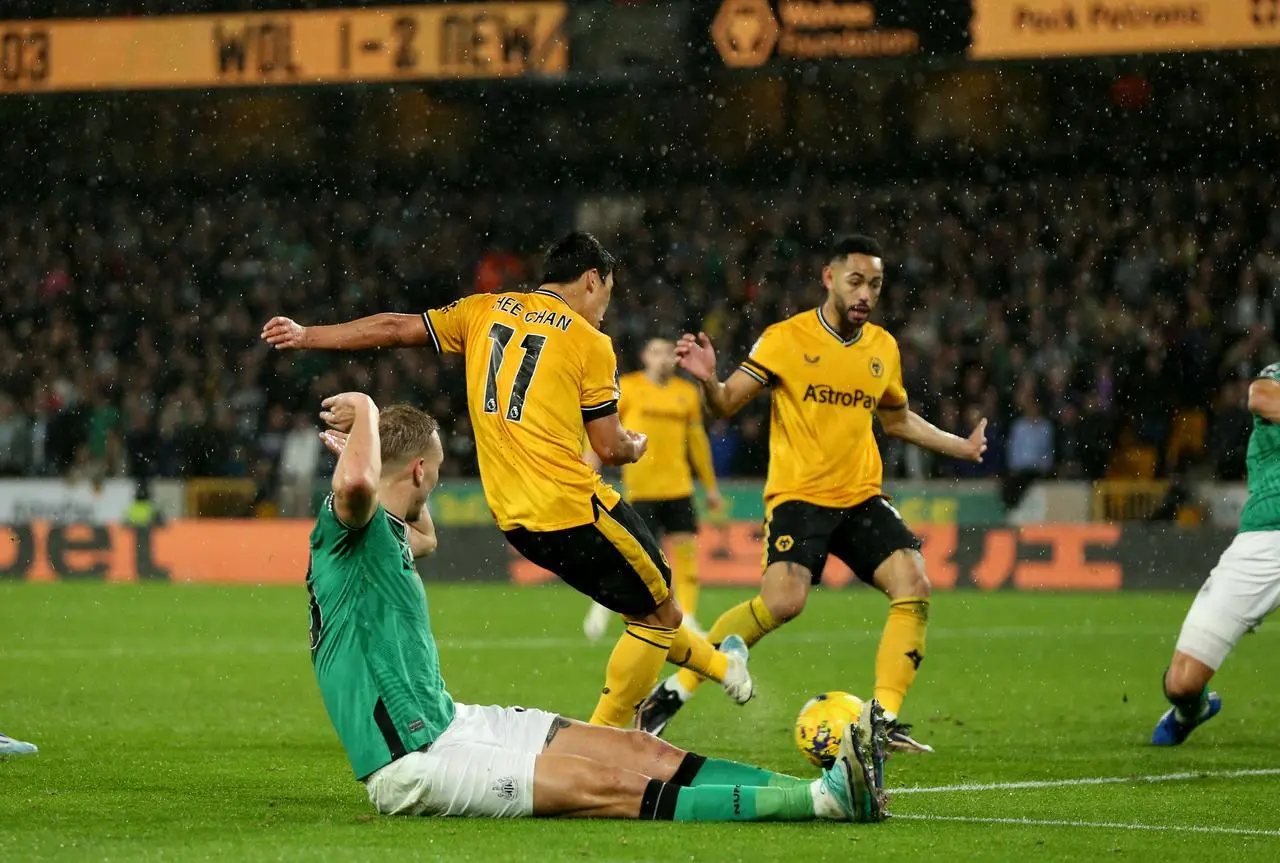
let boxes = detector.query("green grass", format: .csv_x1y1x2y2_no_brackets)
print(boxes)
3,584,1280,861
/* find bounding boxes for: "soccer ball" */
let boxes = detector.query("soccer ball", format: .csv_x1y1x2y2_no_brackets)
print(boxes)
794,691,864,768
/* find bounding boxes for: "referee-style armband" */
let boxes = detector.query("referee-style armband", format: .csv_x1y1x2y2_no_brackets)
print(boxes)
582,400,619,422
740,358,777,386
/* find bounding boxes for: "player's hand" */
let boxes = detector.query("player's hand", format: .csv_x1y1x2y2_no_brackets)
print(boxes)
262,316,307,349
963,418,989,462
625,430,648,463
319,429,348,457
320,393,373,433
676,332,718,383
706,489,724,513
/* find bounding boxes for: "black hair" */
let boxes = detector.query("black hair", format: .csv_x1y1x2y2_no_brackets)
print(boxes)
828,235,884,263
541,232,618,285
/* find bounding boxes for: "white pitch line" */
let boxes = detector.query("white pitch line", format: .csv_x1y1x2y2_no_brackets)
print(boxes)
894,814,1280,838
892,767,1280,795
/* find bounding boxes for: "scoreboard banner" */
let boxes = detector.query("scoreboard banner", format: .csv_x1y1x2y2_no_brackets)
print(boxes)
969,0,1280,59
0,2,568,93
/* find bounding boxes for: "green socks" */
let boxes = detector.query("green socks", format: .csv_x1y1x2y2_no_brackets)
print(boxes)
675,784,815,822
671,754,810,789
640,779,817,822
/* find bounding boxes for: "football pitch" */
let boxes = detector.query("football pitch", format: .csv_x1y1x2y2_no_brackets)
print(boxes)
3,583,1279,861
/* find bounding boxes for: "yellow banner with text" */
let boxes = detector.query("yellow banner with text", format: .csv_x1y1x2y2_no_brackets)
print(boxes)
970,1,1280,59
0,3,567,93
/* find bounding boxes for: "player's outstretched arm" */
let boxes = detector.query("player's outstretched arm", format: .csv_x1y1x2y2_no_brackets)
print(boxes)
585,414,648,466
262,313,429,351
676,333,764,418
877,404,987,463
323,393,382,528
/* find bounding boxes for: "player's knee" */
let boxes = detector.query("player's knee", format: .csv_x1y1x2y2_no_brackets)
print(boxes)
880,549,930,600
622,726,683,765
634,598,683,630
761,581,807,623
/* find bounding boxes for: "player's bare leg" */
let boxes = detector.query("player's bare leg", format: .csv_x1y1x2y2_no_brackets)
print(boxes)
641,562,807,735
1165,651,1215,700
531,752,657,818
533,718,880,822
1149,553,1269,745
870,549,933,753
1152,650,1222,745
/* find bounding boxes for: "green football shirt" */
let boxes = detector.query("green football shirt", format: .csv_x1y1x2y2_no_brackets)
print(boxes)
307,495,456,779
1239,363,1280,534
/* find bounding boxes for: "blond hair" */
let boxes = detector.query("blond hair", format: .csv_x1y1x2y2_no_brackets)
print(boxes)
378,403,440,466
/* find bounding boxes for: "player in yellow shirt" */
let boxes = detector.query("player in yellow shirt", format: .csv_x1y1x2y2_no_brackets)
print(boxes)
262,233,752,729
583,337,723,641
637,236,987,752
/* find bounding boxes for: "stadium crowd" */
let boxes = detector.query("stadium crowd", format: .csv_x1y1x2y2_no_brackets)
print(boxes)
1,168,1275,510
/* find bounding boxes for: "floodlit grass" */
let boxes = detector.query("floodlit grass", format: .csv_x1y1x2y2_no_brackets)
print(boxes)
3,583,1279,861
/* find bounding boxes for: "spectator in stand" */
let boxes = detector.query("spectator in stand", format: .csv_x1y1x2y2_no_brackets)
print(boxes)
1005,391,1055,508
278,412,321,517
1,166,1278,505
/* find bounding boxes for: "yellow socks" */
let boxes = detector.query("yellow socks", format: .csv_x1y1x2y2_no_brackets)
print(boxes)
667,624,728,683
675,596,778,693
589,621,677,727
873,598,929,716
671,537,700,621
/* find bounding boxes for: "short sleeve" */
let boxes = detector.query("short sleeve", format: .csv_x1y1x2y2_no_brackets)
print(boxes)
582,334,621,422
1257,363,1280,383
422,295,485,354
880,339,908,410
740,327,784,386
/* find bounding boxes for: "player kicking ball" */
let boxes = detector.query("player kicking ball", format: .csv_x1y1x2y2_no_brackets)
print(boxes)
1151,364,1280,745
266,233,750,730
305,392,889,822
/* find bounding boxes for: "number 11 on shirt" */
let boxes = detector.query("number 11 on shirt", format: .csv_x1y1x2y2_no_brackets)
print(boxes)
484,322,547,422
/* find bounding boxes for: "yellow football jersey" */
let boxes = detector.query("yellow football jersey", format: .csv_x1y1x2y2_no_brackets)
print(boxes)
423,290,622,531
618,372,717,502
739,309,907,511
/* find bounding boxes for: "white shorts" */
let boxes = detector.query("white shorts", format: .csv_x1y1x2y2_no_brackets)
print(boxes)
1176,531,1280,670
364,702,558,818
